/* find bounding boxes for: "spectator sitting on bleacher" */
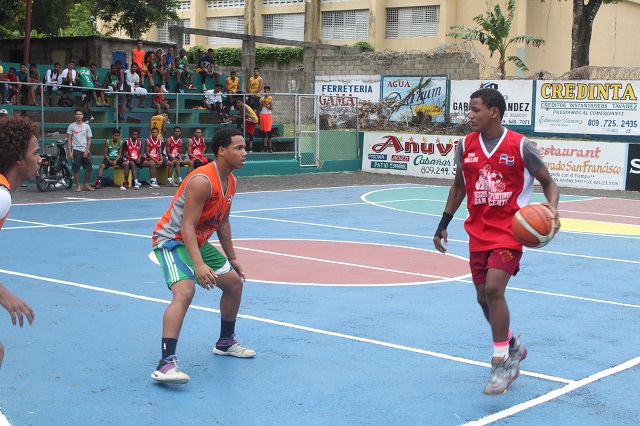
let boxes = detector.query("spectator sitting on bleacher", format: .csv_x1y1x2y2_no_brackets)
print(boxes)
196,48,220,91
234,96,259,152
132,40,147,88
90,63,106,107
16,64,32,106
187,127,213,169
224,70,240,115
113,60,127,122
174,49,195,90
143,127,166,188
0,66,17,105
60,60,78,103
27,64,40,106
95,128,122,189
152,49,169,91
125,62,148,109
152,84,170,117
77,59,95,123
43,63,62,107
246,67,264,112
166,126,193,180
118,128,143,190
203,84,225,122
163,47,175,91
259,86,274,153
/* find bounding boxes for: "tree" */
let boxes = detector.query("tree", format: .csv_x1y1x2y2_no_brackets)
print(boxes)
60,4,98,36
94,0,180,40
448,0,545,78
543,0,621,70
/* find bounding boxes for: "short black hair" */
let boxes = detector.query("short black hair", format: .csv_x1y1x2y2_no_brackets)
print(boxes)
78,59,86,67
264,86,270,91
207,48,214,53
470,88,506,118
211,128,243,158
30,63,37,68
254,67,260,71
112,129,120,134
173,126,181,131
54,62,61,67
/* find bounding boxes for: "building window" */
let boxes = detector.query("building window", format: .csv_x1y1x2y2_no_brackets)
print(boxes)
321,10,368,41
386,6,439,39
207,16,244,45
262,0,303,5
207,0,245,8
158,20,190,45
176,1,191,10
262,13,304,41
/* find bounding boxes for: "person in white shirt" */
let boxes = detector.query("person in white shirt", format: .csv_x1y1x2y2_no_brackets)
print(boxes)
43,62,63,106
203,84,225,122
125,62,148,109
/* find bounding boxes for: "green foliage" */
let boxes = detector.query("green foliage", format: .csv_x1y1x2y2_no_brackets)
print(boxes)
188,45,206,64
94,0,180,40
352,41,374,52
255,47,303,66
214,47,242,67
448,0,544,78
59,3,98,36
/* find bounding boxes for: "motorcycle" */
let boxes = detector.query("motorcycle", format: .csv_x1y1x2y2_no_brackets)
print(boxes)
36,140,73,192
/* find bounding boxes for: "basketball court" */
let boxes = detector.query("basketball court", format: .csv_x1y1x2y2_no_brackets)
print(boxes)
0,183,639,424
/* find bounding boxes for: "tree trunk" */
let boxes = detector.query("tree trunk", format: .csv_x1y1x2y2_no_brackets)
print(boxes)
571,0,603,69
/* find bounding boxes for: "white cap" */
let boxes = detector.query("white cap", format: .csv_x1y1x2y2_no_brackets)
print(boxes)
0,109,8,115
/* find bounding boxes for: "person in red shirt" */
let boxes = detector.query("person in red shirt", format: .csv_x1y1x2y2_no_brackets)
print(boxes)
433,88,560,396
150,127,253,385
1,67,19,105
187,127,213,169
0,115,41,368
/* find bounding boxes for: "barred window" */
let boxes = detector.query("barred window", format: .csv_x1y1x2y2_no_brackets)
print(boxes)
207,0,245,8
386,6,439,39
262,0,303,5
176,1,191,10
262,13,304,41
321,10,368,41
158,20,190,45
207,16,244,45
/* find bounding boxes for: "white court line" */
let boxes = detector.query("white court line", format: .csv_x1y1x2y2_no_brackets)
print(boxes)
0,267,571,386
464,355,640,425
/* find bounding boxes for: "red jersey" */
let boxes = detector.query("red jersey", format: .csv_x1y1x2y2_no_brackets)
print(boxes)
123,138,142,161
167,136,182,158
0,174,10,230
152,161,236,247
146,137,163,161
189,137,205,160
460,129,534,252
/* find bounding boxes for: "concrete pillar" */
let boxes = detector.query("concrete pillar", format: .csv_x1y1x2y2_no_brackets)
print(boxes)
304,0,322,43
242,39,256,85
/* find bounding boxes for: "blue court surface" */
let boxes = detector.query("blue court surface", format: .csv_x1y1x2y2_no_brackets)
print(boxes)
1,184,639,425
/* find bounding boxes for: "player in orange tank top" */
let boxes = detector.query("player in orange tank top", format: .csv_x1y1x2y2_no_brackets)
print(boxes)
433,88,560,395
150,128,254,385
0,116,41,368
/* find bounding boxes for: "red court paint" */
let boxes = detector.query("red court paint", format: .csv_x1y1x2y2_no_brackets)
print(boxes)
220,239,470,286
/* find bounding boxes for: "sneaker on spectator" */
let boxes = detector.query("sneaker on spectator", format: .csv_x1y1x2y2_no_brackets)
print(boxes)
120,180,128,190
151,355,190,384
188,84,196,90
202,85,207,92
134,181,140,190
88,116,95,122
161,86,168,94
95,179,102,189
2,101,10,105
213,334,256,358
126,103,133,109
149,181,160,189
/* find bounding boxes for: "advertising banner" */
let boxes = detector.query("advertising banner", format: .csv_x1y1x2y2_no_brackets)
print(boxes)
362,132,458,179
625,143,640,191
314,75,381,106
536,138,626,190
534,80,640,136
381,75,447,123
450,80,534,126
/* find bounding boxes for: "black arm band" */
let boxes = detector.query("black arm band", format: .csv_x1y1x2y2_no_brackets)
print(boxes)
434,212,454,238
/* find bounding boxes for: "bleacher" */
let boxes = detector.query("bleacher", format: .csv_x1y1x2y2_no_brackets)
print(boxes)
1,62,294,182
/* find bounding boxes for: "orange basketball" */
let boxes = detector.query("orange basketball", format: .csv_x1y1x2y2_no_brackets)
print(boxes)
511,204,556,248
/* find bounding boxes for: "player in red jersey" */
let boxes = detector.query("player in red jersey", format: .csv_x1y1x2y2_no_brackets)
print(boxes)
433,88,560,395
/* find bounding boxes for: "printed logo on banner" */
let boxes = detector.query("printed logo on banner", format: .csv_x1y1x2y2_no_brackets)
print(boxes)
625,143,640,191
372,135,457,155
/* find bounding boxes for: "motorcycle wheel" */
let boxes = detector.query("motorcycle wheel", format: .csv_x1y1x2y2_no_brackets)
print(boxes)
35,169,51,192
60,165,73,189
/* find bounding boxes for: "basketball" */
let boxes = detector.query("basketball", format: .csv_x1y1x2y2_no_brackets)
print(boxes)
511,204,556,248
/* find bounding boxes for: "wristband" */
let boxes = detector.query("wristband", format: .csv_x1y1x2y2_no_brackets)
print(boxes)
434,212,454,238
228,257,236,261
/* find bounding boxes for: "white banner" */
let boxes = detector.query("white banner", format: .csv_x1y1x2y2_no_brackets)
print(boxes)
381,75,448,123
314,75,381,106
450,80,534,125
534,80,640,136
535,138,626,190
362,132,458,179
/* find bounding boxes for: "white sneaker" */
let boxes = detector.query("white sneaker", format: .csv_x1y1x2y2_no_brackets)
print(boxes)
151,356,190,384
133,183,140,190
120,185,126,190
213,335,256,358
149,182,160,189
202,85,207,92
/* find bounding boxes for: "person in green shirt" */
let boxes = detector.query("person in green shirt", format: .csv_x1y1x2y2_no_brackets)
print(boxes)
94,129,122,189
77,59,95,123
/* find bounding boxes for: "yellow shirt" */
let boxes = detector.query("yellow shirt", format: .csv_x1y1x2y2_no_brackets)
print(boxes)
248,76,263,94
150,115,164,131
225,77,239,92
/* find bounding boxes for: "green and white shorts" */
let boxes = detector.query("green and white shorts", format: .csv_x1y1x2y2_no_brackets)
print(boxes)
153,239,231,288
